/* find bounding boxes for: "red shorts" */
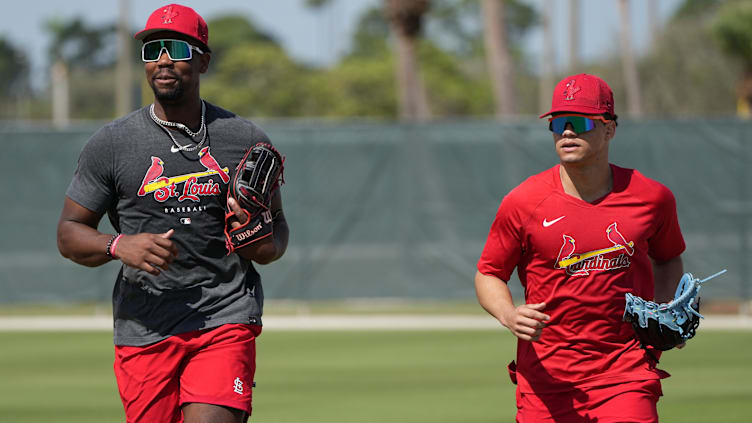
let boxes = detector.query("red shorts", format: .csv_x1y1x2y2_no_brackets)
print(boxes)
114,323,262,423
516,379,663,423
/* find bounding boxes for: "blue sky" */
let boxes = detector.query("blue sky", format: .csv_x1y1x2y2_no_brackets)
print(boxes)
1,0,682,89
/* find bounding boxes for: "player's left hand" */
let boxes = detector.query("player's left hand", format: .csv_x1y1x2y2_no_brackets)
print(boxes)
226,197,248,229
224,143,283,255
226,195,273,253
623,270,726,351
226,196,280,263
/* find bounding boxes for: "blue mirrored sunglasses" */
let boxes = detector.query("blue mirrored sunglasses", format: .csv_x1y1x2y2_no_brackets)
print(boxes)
548,114,610,135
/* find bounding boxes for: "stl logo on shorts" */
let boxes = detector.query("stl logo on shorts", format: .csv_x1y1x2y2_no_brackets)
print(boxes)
554,222,634,276
233,377,244,395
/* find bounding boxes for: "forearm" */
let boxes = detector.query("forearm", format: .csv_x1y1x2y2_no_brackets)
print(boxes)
236,216,289,264
653,255,684,302
268,215,289,260
57,220,115,267
474,271,516,327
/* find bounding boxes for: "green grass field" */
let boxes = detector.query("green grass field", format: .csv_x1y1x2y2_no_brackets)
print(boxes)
0,329,750,422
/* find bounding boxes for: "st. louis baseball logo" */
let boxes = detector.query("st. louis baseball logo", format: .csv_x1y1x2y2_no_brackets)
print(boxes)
555,222,634,276
137,147,229,203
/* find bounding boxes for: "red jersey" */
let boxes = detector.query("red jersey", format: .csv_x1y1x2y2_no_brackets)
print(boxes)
478,164,685,393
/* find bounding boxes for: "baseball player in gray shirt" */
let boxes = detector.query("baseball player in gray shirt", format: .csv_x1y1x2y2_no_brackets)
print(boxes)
56,4,289,422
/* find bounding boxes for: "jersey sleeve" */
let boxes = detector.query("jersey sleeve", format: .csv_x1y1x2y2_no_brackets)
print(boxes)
65,125,117,213
647,185,686,262
477,194,524,282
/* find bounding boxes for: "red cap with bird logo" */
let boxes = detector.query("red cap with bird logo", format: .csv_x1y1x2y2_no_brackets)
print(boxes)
134,4,209,49
540,73,614,118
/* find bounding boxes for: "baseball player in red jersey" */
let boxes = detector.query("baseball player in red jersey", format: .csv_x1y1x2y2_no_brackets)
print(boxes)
57,4,289,422
475,74,686,422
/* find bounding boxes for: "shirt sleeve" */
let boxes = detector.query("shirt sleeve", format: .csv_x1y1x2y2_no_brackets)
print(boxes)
647,185,686,262
65,125,117,214
477,194,524,282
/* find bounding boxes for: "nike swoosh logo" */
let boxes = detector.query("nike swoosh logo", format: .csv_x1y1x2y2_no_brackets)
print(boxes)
543,216,566,227
171,146,181,153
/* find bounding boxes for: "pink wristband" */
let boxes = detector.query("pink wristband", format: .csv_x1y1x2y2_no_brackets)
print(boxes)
109,234,124,259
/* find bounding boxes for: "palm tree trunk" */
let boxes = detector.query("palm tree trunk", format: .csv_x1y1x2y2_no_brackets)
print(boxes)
569,0,581,72
481,0,516,118
736,67,752,118
115,0,133,117
385,0,431,122
51,60,70,127
618,0,643,117
393,30,430,120
539,2,554,114
648,0,662,46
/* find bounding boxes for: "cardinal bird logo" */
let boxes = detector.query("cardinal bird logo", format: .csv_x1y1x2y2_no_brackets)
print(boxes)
606,222,634,256
555,234,577,269
563,80,581,101
161,6,178,24
138,156,165,196
198,147,230,183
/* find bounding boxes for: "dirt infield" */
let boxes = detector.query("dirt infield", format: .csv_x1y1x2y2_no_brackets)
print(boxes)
1,314,751,331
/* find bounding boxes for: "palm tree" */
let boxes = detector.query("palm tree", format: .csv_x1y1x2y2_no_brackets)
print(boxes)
51,61,69,127
712,1,752,117
115,0,133,117
618,0,643,117
647,0,660,45
45,17,113,124
305,0,431,121
481,0,517,118
539,2,554,114
384,0,431,121
569,0,581,72
0,37,30,119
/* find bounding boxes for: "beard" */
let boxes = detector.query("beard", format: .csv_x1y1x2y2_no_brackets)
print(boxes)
150,78,185,104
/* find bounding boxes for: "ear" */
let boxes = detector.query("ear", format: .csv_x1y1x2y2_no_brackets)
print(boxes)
198,52,211,74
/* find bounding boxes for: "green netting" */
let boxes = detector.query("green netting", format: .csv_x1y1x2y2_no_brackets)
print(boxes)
0,118,749,303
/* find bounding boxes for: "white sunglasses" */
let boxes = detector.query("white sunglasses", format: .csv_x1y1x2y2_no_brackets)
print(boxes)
141,39,205,62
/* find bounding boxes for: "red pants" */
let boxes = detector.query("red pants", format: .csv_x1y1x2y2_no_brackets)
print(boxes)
114,324,262,423
516,379,663,423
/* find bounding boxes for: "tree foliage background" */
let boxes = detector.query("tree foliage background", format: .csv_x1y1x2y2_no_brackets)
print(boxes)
0,0,746,121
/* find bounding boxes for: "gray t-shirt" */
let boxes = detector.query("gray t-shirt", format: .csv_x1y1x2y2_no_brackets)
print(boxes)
67,102,269,346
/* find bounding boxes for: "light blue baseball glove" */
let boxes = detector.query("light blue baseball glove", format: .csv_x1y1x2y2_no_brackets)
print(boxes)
623,269,726,351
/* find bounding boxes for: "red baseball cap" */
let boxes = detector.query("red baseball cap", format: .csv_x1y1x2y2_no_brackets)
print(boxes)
134,4,209,49
539,73,614,118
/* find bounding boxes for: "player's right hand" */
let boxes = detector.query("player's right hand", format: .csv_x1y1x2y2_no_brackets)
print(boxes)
112,229,178,276
503,302,550,342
